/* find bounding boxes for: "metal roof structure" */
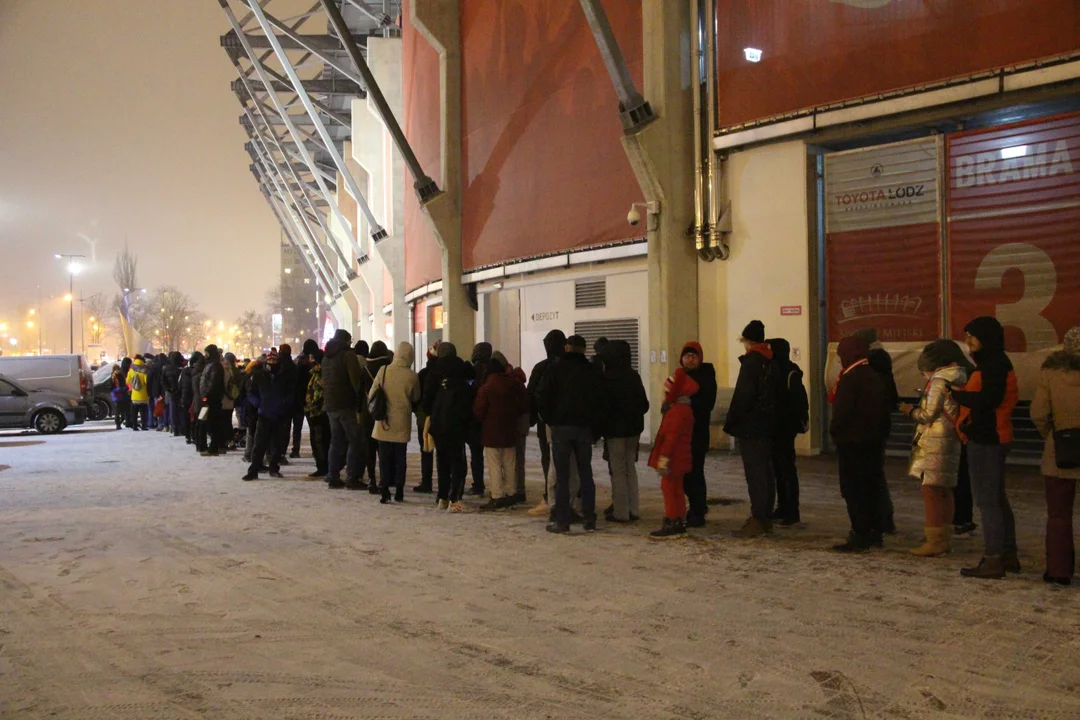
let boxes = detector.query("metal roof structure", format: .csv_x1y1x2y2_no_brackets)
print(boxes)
217,0,436,305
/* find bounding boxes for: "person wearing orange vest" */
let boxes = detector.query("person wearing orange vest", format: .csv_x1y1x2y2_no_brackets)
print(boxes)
951,316,1020,580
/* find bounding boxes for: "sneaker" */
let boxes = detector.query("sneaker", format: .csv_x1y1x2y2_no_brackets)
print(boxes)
380,488,392,504
345,480,366,491
650,518,687,540
289,450,301,459
583,515,597,533
527,501,550,517
278,457,290,466
327,479,346,489
448,501,466,513
200,450,219,457
467,485,485,497
413,483,433,494
506,492,527,507
954,522,978,536
605,512,637,524
779,515,801,527
733,517,767,539
437,499,450,510
545,522,571,535
241,473,257,481
394,489,404,503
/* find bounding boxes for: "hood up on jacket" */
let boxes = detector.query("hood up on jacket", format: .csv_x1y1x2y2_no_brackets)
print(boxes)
838,335,870,369
681,341,704,362
542,330,567,361
393,342,415,368
1044,327,1080,373
471,342,493,364
663,367,699,406
324,329,352,359
606,340,634,374
767,338,791,365
188,351,204,368
369,341,389,359
964,316,1006,353
168,351,183,367
437,341,457,359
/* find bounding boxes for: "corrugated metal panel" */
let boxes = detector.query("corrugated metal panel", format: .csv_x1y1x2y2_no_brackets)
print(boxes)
574,279,607,309
823,137,943,342
574,319,639,371
947,111,1080,353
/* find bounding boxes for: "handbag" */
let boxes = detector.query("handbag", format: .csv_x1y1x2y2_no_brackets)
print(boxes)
368,366,389,424
1054,428,1080,469
153,397,166,417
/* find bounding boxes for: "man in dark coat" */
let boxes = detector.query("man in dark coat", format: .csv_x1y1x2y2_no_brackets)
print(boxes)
287,341,316,459
601,340,649,523
162,352,183,437
537,334,606,533
413,346,438,493
768,338,809,526
854,327,899,534
424,342,475,508
680,341,717,527
199,345,226,456
830,334,890,552
321,329,365,490
723,321,779,537
526,329,566,514
242,349,295,481
466,342,494,496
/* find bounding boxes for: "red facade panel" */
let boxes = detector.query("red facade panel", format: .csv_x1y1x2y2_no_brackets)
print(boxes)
460,0,644,271
402,0,444,292
948,112,1080,352
717,0,1080,130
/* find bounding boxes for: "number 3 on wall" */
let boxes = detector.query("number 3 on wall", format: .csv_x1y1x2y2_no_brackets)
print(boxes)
973,242,1059,351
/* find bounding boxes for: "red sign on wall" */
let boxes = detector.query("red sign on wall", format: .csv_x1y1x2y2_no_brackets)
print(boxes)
948,112,1080,352
780,306,803,316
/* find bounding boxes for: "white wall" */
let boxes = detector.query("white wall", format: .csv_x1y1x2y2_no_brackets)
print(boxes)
699,140,816,451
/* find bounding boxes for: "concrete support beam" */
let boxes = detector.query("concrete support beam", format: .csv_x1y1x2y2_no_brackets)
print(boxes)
412,0,475,349
619,0,697,433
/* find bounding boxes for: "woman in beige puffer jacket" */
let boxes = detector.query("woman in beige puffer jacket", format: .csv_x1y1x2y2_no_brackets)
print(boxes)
1030,326,1080,586
370,342,421,503
901,340,968,557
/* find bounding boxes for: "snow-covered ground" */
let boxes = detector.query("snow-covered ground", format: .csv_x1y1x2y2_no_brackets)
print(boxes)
1,421,1077,719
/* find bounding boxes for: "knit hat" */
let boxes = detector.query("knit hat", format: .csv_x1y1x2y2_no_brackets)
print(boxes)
681,341,703,360
1065,326,1080,356
740,320,765,344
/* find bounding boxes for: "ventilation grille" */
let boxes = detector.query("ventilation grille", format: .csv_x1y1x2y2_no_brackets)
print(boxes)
574,319,640,371
574,279,607,309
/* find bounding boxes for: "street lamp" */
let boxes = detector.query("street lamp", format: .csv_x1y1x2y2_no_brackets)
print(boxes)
55,253,86,354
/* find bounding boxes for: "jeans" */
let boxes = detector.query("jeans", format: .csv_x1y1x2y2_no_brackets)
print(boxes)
378,441,408,494
837,441,884,540
247,416,282,476
552,426,595,526
170,399,186,437
607,437,640,521
435,436,467,502
953,447,974,526
1045,475,1076,580
484,446,516,500
537,422,551,501
968,442,1017,557
739,437,775,522
468,431,485,491
684,429,709,518
308,413,331,474
327,409,363,482
545,424,579,511
130,402,149,430
772,432,800,522
291,412,304,454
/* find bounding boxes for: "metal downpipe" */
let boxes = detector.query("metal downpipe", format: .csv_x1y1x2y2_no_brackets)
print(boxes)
691,0,708,257
704,0,728,260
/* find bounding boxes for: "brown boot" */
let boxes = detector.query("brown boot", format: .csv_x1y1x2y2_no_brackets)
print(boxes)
1002,550,1022,574
960,555,1006,579
910,526,950,557
733,517,766,539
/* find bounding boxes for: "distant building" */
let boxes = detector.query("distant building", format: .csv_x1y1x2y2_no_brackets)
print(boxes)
280,232,318,346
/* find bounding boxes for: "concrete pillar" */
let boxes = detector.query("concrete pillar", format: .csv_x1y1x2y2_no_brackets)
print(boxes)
620,0,697,432
411,0,475,350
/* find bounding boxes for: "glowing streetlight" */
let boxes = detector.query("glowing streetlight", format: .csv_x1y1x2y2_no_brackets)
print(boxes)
26,320,34,329
55,252,86,354
28,309,35,316
64,293,73,302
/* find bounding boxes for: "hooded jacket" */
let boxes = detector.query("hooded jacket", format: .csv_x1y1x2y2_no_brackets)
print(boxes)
768,339,809,437
474,359,529,448
148,354,166,401
681,341,717,442
180,352,202,408
190,356,207,414
370,342,421,444
602,340,649,439
723,343,776,439
127,359,150,404
248,358,295,421
830,336,889,445
527,330,566,426
1030,347,1080,480
200,347,225,403
952,316,1018,445
424,344,475,440
908,365,967,486
321,330,362,412
536,349,606,430
649,368,699,480
162,353,182,398
471,342,493,387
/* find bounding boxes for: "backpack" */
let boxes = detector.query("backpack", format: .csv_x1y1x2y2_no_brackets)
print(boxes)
430,376,473,437
131,372,144,393
368,366,390,424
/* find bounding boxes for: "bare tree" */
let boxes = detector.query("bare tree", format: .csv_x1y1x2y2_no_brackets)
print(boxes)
143,287,202,353
232,309,270,359
82,294,114,345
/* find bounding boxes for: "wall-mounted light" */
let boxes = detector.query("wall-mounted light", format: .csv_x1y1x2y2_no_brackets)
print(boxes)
744,47,763,62
493,282,504,290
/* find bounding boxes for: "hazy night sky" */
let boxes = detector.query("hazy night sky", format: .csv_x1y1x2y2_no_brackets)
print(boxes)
0,1,282,350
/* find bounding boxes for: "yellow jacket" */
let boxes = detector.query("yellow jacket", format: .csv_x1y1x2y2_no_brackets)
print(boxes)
127,361,150,404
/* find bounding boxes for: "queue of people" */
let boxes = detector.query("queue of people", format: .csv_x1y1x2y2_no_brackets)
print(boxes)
111,315,1080,587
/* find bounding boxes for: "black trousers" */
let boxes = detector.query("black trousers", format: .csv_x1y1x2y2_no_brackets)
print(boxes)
467,429,485,491
309,412,331,473
203,399,223,453
953,446,974,526
837,441,884,540
772,432,800,521
361,415,378,482
435,436,467,502
684,429,710,518
129,401,148,430
537,421,550,501
115,397,131,429
247,416,283,476
291,412,304,454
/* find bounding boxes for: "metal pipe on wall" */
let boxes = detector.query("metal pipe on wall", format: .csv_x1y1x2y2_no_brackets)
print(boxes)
703,0,719,260
690,0,708,255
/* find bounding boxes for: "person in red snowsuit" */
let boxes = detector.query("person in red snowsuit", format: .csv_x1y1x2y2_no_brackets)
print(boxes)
648,368,699,539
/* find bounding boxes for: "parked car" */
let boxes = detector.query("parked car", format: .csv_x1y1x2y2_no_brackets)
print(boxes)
0,374,86,434
0,355,94,414
90,361,119,421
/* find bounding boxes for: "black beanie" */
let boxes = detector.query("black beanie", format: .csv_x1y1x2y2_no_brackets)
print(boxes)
740,320,765,344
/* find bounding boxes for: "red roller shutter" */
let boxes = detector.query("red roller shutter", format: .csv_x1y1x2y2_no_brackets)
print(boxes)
825,137,943,343
947,112,1080,352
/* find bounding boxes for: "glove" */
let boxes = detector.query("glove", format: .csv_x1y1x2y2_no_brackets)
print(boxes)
656,456,669,473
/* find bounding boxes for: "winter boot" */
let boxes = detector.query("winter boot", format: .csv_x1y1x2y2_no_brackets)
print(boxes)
910,527,950,557
650,518,687,540
1002,550,1022,574
733,517,768,539
960,555,1006,579
832,532,870,553
413,482,433,494
527,500,550,517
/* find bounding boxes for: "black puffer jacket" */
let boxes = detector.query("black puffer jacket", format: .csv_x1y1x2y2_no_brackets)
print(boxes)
723,345,777,439
537,350,605,429
601,340,649,439
527,330,565,426
321,331,362,412
162,352,183,398
200,359,225,403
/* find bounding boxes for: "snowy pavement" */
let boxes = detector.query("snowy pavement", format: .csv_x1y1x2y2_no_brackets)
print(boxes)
1,421,1078,719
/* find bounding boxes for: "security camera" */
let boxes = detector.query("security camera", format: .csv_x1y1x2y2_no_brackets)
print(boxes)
627,201,660,228
627,206,641,226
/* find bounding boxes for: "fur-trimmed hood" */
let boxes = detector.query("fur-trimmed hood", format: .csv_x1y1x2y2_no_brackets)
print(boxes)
1043,351,1080,373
